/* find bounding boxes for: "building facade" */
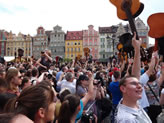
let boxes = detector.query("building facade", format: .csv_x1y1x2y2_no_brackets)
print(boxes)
0,30,8,56
135,17,149,48
33,26,48,59
6,32,32,57
83,25,99,60
49,25,65,59
99,26,119,61
65,31,83,59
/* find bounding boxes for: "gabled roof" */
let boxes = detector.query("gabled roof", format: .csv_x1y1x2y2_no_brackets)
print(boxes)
99,26,118,33
66,31,83,40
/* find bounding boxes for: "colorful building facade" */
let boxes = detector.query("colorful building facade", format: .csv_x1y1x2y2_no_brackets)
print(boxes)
6,32,32,57
33,26,48,59
135,17,149,48
65,31,83,59
49,25,65,59
83,25,99,59
0,30,8,56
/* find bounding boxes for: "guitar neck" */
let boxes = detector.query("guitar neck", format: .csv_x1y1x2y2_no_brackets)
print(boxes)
123,2,139,40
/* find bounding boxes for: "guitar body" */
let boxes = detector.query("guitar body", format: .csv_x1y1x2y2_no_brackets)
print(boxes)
147,13,164,61
109,0,144,20
147,13,164,38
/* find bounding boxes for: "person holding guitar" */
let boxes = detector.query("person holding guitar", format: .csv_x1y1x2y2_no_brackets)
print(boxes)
115,33,152,123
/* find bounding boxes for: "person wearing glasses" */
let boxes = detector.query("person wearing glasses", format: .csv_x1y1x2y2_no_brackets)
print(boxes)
115,76,152,123
0,67,22,112
115,33,152,123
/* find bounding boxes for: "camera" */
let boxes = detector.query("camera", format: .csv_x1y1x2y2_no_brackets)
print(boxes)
41,51,45,54
81,110,95,123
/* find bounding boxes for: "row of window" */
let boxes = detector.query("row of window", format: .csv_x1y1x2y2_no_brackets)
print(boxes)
67,42,81,45
7,42,31,45
67,48,81,52
84,41,97,45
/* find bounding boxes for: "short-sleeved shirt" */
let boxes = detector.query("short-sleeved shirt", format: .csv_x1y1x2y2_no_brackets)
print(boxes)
145,80,160,105
61,81,76,94
139,73,150,108
108,81,122,105
115,100,152,123
76,86,87,98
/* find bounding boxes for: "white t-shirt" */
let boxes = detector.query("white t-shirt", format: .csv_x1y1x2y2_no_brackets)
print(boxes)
115,100,152,123
61,80,76,94
139,72,150,108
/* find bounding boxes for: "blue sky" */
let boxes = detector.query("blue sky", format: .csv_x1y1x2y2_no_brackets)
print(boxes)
0,0,163,44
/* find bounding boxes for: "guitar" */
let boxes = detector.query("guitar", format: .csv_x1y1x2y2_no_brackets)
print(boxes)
109,0,147,61
83,47,90,60
147,13,164,61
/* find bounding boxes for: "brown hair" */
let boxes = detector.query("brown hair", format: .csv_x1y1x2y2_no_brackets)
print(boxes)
119,75,137,88
5,68,19,91
4,82,55,121
58,94,80,123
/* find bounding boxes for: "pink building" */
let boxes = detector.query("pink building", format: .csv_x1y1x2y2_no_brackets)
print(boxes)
83,25,99,59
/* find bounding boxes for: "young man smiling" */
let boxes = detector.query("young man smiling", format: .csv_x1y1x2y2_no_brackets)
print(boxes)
115,33,152,123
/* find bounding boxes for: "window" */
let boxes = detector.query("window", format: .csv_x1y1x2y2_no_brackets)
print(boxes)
75,43,77,45
71,48,73,52
67,48,69,52
78,42,80,45
67,42,69,45
103,54,105,58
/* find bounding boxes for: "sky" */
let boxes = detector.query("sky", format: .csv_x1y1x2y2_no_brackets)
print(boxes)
0,0,163,44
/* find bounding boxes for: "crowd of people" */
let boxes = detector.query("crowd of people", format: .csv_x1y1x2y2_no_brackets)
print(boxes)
0,33,164,123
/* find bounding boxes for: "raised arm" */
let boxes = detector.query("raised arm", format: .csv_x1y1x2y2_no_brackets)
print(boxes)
81,72,94,107
132,32,141,79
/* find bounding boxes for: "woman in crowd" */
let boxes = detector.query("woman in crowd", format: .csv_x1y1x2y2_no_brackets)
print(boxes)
3,81,56,123
57,72,95,123
57,94,81,123
37,50,52,75
76,74,89,98
0,67,22,112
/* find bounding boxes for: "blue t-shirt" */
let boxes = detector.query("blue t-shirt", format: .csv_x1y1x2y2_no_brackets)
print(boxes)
75,99,84,123
56,71,63,81
108,81,122,105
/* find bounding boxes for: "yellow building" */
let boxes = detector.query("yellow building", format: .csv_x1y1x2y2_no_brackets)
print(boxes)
6,31,32,57
65,31,83,59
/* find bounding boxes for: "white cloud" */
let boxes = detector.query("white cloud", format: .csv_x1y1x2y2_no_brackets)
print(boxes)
0,0,163,41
